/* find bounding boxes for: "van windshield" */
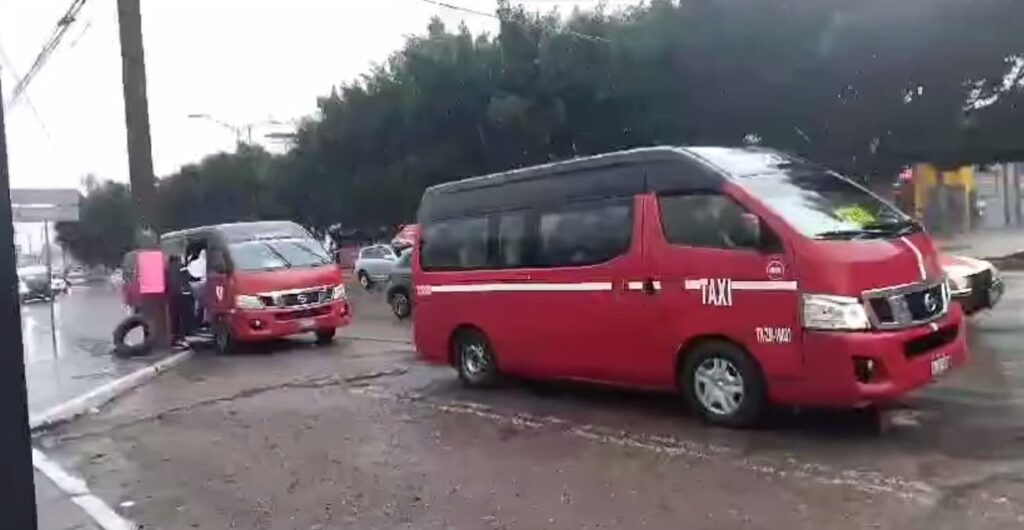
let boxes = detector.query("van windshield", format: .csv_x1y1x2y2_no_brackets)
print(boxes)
737,171,918,240
229,238,332,271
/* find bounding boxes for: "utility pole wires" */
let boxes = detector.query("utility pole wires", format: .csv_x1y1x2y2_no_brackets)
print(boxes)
6,0,90,107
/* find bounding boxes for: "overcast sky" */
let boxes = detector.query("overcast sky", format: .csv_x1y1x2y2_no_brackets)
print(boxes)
0,0,637,193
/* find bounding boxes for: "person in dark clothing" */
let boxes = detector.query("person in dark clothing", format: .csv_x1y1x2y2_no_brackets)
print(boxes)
165,255,196,347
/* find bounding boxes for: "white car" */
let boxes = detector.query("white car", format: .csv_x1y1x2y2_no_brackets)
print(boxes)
941,254,1003,315
353,244,399,289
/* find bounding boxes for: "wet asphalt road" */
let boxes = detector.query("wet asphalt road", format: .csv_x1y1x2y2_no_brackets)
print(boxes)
32,274,1024,529
22,282,173,416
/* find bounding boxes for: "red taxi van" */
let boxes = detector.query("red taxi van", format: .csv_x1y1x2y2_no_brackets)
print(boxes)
412,147,967,427
161,221,350,353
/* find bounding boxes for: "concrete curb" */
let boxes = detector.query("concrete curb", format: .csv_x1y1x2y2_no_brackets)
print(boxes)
30,350,193,432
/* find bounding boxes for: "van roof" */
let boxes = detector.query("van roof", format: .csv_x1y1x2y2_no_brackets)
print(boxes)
419,145,812,222
424,145,802,196
161,221,310,243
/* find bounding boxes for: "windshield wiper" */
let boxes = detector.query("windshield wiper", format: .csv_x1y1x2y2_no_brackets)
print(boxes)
260,243,293,268
861,219,922,236
814,229,889,240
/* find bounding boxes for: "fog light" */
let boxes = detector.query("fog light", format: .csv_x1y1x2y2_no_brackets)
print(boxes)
853,357,880,384
249,319,264,330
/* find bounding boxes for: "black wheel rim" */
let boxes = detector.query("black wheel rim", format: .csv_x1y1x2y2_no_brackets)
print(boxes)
393,294,408,316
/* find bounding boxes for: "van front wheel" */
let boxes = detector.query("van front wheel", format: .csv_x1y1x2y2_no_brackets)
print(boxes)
681,341,766,428
454,329,498,387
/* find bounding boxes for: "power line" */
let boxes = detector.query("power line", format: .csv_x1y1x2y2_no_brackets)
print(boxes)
0,40,73,177
7,0,90,107
416,0,610,43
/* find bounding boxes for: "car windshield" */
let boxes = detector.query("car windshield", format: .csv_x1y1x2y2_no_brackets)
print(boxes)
737,169,917,240
229,238,332,271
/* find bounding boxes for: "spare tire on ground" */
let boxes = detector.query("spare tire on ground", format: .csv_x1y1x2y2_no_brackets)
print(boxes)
112,315,155,358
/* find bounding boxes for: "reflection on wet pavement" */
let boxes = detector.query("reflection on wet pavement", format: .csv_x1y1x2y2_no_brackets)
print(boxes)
22,283,170,415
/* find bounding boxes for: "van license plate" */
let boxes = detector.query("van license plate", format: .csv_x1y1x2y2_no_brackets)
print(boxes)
931,355,952,377
299,318,316,330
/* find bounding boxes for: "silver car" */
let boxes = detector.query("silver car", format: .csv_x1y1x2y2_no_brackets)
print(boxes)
353,244,398,289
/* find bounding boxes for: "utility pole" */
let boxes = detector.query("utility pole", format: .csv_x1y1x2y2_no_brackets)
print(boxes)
0,69,40,530
117,0,168,345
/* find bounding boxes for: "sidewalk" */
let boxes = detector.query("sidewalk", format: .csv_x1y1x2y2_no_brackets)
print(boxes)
936,227,1024,259
35,470,100,530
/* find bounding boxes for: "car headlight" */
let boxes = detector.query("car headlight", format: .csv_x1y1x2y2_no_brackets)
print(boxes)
802,293,870,331
947,273,970,292
235,294,264,310
332,284,346,300
18,281,28,295
990,263,1002,284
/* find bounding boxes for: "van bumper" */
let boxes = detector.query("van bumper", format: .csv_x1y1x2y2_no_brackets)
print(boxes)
768,304,968,408
226,300,351,342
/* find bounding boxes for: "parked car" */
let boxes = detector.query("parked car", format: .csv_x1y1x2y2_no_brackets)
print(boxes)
385,249,413,319
353,244,398,289
17,265,56,302
413,146,966,428
941,254,1003,315
50,275,69,294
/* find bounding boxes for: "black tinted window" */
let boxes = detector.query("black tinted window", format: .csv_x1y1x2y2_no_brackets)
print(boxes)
537,198,632,267
659,194,761,250
496,213,528,268
422,216,488,270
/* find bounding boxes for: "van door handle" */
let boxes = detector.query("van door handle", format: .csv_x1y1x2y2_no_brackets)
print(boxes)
642,279,658,296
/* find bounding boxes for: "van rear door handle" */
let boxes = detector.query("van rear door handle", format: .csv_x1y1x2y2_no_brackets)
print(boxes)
642,279,658,296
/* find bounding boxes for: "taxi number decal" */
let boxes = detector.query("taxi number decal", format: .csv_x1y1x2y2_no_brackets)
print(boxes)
756,326,792,344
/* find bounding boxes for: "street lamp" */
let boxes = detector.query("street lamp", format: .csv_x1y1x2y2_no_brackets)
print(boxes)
186,113,249,143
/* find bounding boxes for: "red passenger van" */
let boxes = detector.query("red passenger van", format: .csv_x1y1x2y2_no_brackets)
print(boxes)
412,147,967,427
161,221,350,353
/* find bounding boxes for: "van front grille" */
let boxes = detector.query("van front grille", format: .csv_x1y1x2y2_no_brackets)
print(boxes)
864,281,948,330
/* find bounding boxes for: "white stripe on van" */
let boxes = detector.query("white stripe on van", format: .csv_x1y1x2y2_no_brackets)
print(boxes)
684,279,797,291
731,280,798,291
626,281,662,291
901,236,927,281
429,282,613,293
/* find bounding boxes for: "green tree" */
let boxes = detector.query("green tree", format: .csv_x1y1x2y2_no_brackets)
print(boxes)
55,180,136,268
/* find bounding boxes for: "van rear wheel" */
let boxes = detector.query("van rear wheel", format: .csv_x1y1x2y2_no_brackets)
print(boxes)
454,329,498,387
681,340,766,428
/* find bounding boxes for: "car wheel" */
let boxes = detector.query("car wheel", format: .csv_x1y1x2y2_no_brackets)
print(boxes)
214,322,236,355
389,290,411,319
316,329,336,344
454,328,499,387
681,340,766,428
358,271,372,290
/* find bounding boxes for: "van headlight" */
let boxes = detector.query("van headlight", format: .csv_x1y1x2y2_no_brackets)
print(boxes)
332,284,346,300
235,294,264,310
802,294,870,331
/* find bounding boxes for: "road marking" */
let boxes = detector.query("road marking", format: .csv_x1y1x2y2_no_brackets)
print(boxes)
33,448,136,530
346,385,939,504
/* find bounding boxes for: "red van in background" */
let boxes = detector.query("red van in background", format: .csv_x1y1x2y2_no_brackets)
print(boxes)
412,146,966,427
161,221,350,353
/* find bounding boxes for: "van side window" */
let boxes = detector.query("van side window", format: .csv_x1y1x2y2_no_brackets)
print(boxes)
537,198,632,267
422,216,489,270
496,213,528,268
660,194,770,251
